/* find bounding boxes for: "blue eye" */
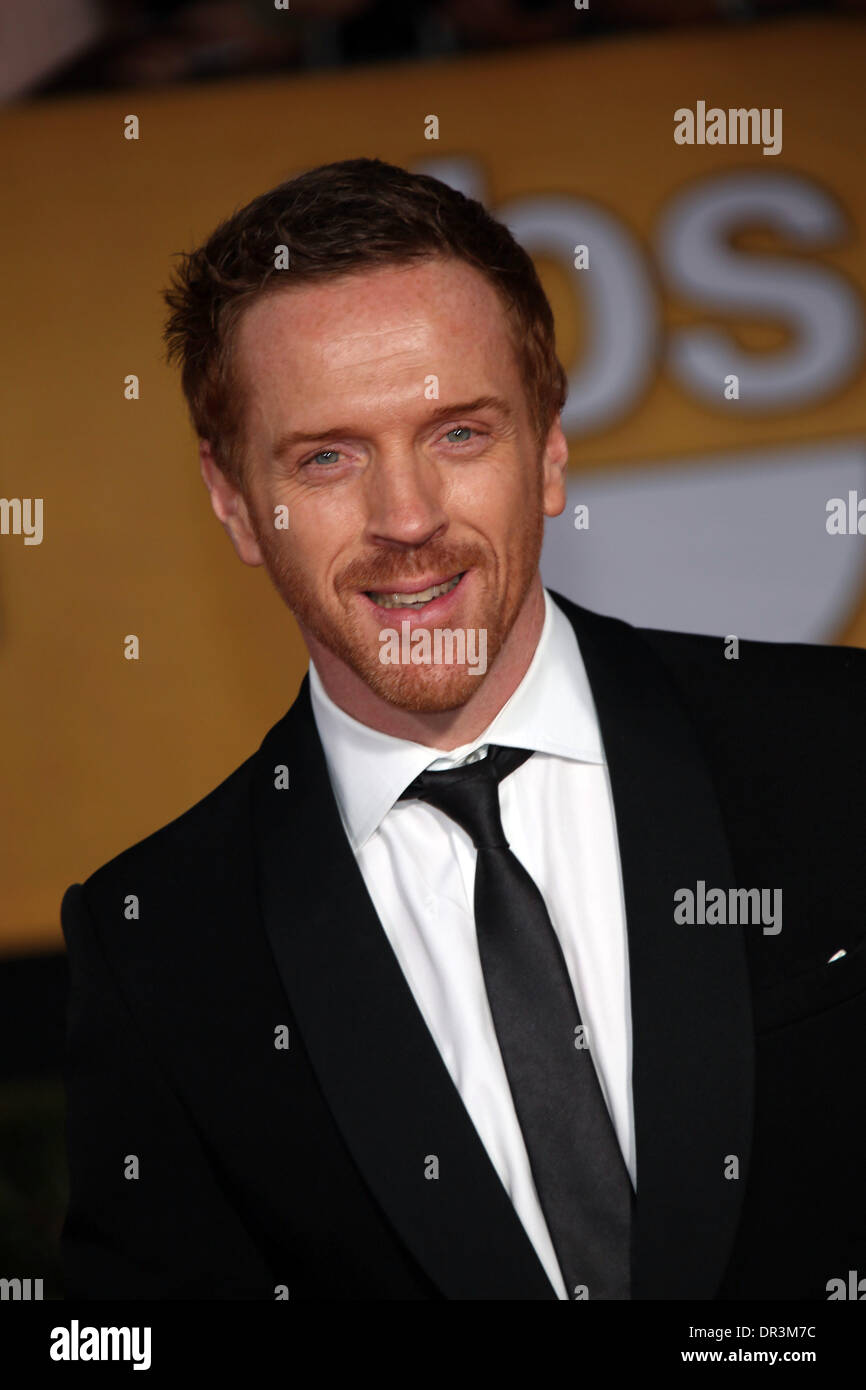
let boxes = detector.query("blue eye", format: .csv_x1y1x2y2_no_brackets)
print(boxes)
308,449,341,466
445,427,474,443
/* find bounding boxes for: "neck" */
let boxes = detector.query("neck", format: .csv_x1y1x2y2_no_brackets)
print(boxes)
304,575,546,751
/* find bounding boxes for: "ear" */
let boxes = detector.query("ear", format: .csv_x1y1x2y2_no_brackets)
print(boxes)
198,440,265,567
541,414,568,519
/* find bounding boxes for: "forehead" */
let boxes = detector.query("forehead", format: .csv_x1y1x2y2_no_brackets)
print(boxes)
232,256,523,416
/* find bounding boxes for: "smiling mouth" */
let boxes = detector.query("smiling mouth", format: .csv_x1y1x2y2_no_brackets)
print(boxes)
365,573,465,610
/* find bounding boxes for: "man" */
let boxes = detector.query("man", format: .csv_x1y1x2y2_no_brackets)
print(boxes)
61,157,866,1301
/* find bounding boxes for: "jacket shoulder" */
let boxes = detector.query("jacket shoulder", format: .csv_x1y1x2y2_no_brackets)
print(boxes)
550,587,866,712
631,620,866,728
66,741,263,921
629,619,866,815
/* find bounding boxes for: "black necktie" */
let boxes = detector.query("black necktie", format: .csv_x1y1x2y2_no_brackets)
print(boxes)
399,744,633,1299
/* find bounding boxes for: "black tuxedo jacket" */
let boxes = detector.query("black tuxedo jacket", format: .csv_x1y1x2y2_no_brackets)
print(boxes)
60,592,866,1300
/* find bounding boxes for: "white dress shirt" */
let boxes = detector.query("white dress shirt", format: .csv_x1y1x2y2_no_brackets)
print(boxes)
308,587,634,1300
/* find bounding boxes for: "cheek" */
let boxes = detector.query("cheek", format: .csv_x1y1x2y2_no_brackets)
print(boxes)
447,456,517,513
447,463,529,541
283,509,355,592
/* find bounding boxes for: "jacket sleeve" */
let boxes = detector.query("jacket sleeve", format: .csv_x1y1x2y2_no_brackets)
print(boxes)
60,882,274,1299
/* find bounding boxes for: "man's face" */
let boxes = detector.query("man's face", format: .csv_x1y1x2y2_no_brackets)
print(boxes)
205,255,567,712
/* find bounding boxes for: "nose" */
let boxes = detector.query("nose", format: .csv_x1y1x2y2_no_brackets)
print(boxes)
361,447,449,552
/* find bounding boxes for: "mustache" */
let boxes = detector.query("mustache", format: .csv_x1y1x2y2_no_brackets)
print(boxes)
339,546,485,592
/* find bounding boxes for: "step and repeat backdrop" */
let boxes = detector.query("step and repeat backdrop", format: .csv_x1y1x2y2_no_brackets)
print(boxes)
2,15,864,950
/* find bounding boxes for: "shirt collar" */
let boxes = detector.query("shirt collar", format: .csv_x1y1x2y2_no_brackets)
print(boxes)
308,587,605,852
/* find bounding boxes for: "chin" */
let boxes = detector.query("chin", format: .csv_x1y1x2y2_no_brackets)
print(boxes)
362,662,489,713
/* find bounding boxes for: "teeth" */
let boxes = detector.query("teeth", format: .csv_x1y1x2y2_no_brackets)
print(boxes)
369,573,462,609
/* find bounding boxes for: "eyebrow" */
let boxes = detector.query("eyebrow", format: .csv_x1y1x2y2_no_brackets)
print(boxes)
270,395,514,459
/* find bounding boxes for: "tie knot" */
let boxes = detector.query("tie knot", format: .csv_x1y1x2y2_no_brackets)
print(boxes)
398,744,533,850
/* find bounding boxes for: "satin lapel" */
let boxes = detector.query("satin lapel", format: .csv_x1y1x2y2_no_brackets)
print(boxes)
553,592,754,1299
252,676,557,1300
